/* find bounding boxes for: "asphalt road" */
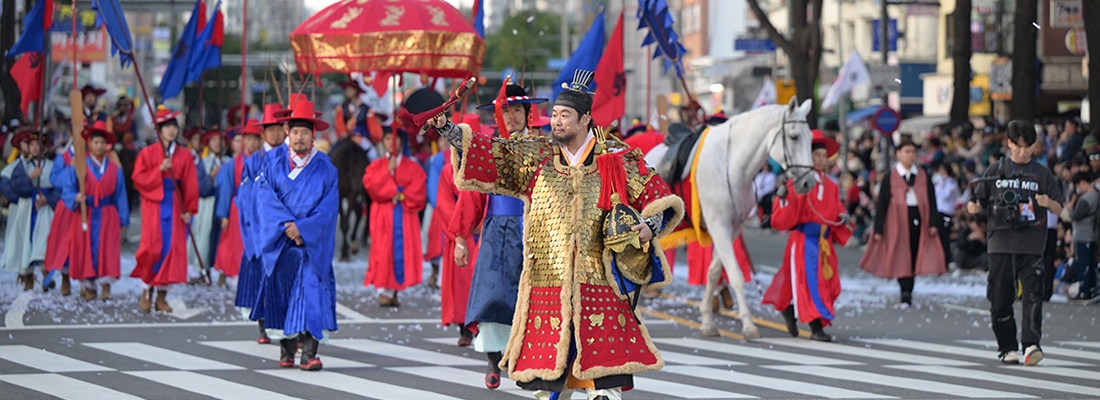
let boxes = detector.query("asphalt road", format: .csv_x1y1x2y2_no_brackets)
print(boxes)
1,227,1099,399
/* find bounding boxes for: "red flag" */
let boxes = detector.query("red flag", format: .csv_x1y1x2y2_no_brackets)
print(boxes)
493,77,510,139
371,71,392,97
210,10,224,46
197,0,207,34
591,12,625,128
12,52,45,116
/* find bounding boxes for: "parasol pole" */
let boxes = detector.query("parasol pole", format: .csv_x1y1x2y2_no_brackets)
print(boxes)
101,0,209,283
270,62,284,107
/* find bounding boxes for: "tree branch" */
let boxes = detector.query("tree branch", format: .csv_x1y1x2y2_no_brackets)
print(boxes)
747,0,793,51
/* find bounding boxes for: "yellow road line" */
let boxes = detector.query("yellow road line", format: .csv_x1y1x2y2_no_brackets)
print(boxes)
656,293,811,338
637,307,745,340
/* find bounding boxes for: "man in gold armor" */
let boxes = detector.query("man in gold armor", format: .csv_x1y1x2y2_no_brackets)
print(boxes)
429,70,684,400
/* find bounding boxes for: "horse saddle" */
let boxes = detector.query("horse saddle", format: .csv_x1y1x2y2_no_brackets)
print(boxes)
657,123,703,186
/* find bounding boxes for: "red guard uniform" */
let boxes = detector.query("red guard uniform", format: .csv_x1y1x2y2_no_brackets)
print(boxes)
131,143,199,286
363,155,427,291
762,174,851,325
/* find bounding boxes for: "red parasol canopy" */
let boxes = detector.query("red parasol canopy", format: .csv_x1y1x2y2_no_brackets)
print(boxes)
290,0,485,78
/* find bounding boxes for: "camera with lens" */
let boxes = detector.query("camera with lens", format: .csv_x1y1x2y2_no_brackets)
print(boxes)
969,172,1044,231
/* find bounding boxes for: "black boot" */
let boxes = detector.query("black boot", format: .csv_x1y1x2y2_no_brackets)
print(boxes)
458,326,473,347
299,333,322,371
809,319,831,342
781,306,798,337
279,339,297,368
485,351,503,389
257,319,271,344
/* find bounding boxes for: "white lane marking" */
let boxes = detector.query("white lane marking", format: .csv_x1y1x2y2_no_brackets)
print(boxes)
335,302,376,321
662,366,891,399
857,338,1091,367
200,340,372,368
0,374,143,400
1058,341,1100,350
329,338,482,366
660,349,747,366
125,370,302,400
770,366,1034,398
632,376,758,399
0,344,114,372
4,292,33,328
84,342,244,370
653,338,861,365
258,369,462,400
1013,365,1100,381
388,366,586,399
0,318,439,332
890,365,1100,397
960,339,1100,363
755,338,978,366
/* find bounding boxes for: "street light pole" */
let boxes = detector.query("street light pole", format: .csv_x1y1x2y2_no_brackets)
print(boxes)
881,0,889,64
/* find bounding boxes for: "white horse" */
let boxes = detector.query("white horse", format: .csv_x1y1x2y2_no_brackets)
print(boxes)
652,98,816,338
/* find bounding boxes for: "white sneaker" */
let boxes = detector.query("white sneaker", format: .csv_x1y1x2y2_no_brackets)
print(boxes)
998,351,1019,364
1024,345,1044,366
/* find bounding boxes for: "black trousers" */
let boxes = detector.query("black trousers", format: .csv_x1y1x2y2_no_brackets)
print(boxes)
899,206,921,295
987,253,1044,352
1042,229,1057,301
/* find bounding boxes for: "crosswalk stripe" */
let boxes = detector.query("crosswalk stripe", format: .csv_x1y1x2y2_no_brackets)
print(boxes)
0,373,143,400
653,338,861,365
857,338,1091,367
0,344,113,372
84,342,245,370
329,339,482,366
755,338,978,366
1012,365,1100,381
889,365,1100,397
1058,341,1100,350
200,340,373,369
125,370,303,400
960,339,1100,363
388,366,587,398
660,350,747,366
662,366,890,398
258,369,463,400
632,377,757,399
769,366,1035,398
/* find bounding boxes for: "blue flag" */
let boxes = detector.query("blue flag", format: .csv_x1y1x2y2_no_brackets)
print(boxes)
92,0,135,68
637,0,686,78
9,0,53,58
159,0,204,100
186,1,222,84
472,0,484,38
552,9,605,103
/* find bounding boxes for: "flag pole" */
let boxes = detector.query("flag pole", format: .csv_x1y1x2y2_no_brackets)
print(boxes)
69,0,90,232
240,0,247,125
101,0,208,281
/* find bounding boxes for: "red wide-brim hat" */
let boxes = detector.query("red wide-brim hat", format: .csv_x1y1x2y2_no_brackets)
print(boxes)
812,129,839,158
12,131,53,148
155,107,181,124
227,104,251,125
80,84,106,98
241,121,264,136
83,120,117,145
183,128,203,140
277,99,329,131
201,130,224,146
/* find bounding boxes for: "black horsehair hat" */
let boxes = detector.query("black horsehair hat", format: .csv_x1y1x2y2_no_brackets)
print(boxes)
477,84,549,110
556,69,595,116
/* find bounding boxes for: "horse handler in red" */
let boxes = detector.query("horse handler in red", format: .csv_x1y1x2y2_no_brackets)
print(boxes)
762,130,852,342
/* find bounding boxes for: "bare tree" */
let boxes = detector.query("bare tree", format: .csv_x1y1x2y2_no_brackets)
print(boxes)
950,0,971,125
748,0,823,128
1084,1,1100,132
1011,0,1038,122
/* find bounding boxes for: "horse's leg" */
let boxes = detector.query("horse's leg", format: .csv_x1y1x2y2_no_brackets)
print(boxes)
699,256,723,337
709,223,760,339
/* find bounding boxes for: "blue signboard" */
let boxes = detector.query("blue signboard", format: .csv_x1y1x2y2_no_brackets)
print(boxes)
872,19,898,52
735,38,776,53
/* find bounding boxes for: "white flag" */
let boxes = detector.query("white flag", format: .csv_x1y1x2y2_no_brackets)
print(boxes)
821,50,870,111
752,77,778,109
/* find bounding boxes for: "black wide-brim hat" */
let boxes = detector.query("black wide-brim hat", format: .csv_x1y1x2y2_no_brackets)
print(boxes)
477,84,549,110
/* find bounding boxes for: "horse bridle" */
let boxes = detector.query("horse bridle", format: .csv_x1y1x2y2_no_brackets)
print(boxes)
772,109,814,183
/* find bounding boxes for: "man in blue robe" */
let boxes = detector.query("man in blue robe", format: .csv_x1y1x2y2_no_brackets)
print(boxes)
236,104,288,344
250,98,338,371
1,131,59,290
